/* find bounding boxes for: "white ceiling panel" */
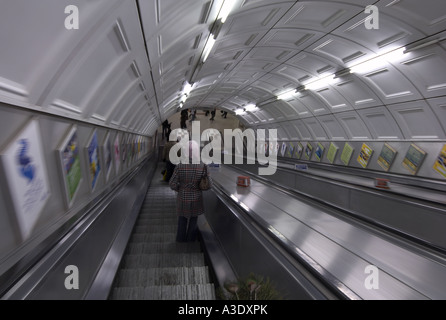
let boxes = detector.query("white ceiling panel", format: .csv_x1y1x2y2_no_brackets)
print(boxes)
357,106,404,140
381,0,446,35
360,66,423,104
302,118,328,140
333,76,383,109
397,46,446,98
293,119,313,140
318,114,349,140
275,1,365,33
282,122,300,140
307,35,374,67
221,2,294,37
298,92,331,116
388,100,446,139
332,4,424,54
428,97,446,133
335,111,372,139
311,86,353,113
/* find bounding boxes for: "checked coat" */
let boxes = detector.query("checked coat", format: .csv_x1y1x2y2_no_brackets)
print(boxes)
169,163,212,217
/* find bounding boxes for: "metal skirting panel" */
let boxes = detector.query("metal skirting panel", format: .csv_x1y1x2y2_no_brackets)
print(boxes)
3,156,157,300
202,188,332,300
233,163,446,251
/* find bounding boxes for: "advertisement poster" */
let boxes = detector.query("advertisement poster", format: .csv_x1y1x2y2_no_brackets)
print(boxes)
287,143,295,158
304,143,313,160
1,118,50,240
103,132,112,183
280,142,287,157
402,143,426,175
377,143,397,172
114,133,120,175
87,129,101,191
58,125,82,208
433,144,446,179
295,142,303,159
327,143,338,164
357,143,373,168
341,143,354,166
315,143,325,162
121,134,127,166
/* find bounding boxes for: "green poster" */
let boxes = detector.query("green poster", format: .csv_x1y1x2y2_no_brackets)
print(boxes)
341,143,354,166
327,143,338,164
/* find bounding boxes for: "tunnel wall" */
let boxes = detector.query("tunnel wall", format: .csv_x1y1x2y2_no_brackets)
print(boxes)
0,103,153,294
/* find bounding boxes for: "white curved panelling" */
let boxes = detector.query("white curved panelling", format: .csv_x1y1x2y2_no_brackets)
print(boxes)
267,104,286,121
308,35,374,67
428,97,446,133
388,100,446,139
397,46,446,98
311,85,353,113
317,114,348,140
293,119,313,140
51,23,128,115
382,0,446,35
335,111,372,139
281,122,300,140
258,28,326,52
357,106,404,140
109,81,144,125
222,2,294,37
298,91,331,116
332,4,424,54
92,65,138,120
275,1,365,33
359,66,423,104
333,76,383,109
302,118,328,140
275,100,299,118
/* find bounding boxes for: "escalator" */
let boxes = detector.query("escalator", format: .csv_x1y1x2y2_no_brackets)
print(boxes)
109,164,215,300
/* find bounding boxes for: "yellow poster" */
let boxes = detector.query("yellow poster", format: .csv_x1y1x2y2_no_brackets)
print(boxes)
357,143,373,168
433,144,446,179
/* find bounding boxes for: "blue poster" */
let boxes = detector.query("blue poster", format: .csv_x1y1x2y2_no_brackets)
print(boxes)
87,130,101,190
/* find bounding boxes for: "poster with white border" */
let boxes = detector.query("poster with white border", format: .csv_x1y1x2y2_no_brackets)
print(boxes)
114,133,120,175
57,125,82,209
86,129,101,192
102,131,112,183
1,118,51,240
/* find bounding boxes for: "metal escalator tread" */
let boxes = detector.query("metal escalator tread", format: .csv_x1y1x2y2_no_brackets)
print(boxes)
110,164,215,300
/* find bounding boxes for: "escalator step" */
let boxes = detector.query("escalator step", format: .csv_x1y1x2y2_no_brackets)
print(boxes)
121,253,205,268
111,284,216,300
125,242,201,255
114,266,211,286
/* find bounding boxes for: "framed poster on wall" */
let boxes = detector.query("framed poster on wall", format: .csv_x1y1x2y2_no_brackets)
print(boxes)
86,129,101,191
357,143,373,168
287,142,295,158
327,142,339,164
377,143,397,172
327,143,338,164
114,133,120,175
1,118,51,240
402,143,426,175
304,142,313,160
57,124,82,209
102,131,112,183
315,143,325,162
295,142,303,159
433,144,446,179
280,142,287,157
341,143,354,166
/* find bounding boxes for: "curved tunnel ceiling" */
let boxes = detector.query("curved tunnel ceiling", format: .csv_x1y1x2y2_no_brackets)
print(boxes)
0,0,445,140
